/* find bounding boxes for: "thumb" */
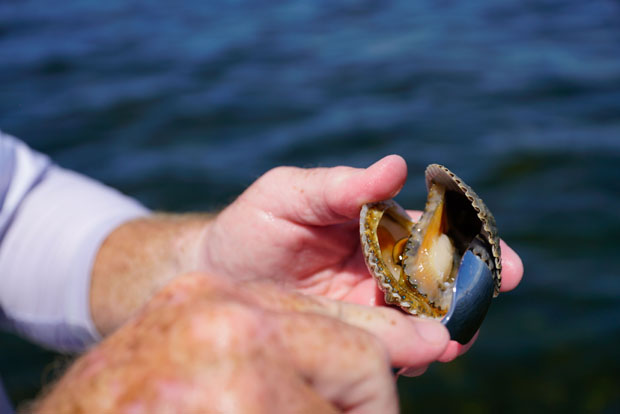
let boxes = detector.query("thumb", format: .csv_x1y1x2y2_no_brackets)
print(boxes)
248,155,408,226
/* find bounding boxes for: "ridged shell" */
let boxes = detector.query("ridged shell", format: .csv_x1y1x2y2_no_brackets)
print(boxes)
424,164,502,296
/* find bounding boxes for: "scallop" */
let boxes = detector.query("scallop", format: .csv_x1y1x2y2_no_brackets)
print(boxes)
360,164,501,344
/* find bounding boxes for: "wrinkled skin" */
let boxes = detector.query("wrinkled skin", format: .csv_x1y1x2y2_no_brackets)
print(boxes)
34,273,454,414
37,156,523,413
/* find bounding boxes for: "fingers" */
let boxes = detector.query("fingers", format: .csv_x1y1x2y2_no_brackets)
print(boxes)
318,300,450,368
139,274,401,414
153,274,448,414
438,331,479,363
211,358,341,414
274,312,399,414
243,282,450,368
249,155,407,226
157,274,449,370
397,365,428,378
323,154,408,221
499,239,523,292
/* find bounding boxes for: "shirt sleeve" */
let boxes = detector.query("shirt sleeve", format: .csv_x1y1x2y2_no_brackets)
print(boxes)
0,132,150,352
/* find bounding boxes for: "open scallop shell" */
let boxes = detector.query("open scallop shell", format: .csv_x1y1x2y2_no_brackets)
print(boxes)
360,164,502,343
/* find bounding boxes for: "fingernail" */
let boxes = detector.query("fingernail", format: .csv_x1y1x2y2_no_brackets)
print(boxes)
397,366,428,378
415,320,448,345
388,182,404,198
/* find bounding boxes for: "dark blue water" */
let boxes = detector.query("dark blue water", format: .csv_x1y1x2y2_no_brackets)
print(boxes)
1,0,620,412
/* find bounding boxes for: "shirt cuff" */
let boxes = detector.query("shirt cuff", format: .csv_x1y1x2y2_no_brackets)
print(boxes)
0,166,149,352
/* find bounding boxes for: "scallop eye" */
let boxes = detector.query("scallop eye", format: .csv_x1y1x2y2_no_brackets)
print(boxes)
392,237,408,266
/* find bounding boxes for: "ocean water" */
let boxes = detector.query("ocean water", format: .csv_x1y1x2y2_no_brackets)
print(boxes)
1,0,620,412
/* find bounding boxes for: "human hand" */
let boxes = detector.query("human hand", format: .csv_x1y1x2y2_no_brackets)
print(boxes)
35,272,452,414
202,156,524,362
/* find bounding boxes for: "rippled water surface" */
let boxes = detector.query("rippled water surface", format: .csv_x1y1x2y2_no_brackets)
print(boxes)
1,0,620,412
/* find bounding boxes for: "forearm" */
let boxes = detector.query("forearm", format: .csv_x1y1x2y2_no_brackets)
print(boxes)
0,158,149,350
90,213,213,336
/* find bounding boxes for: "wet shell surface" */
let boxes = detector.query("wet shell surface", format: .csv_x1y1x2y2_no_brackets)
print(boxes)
360,164,501,320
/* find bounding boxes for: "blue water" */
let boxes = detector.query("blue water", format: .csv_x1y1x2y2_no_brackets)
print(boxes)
1,0,620,412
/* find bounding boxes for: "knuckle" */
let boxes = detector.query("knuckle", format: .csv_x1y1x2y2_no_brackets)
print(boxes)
190,301,267,350
241,166,299,203
259,166,297,185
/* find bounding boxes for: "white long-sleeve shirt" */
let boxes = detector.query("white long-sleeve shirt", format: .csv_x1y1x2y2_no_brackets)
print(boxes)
0,131,149,352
